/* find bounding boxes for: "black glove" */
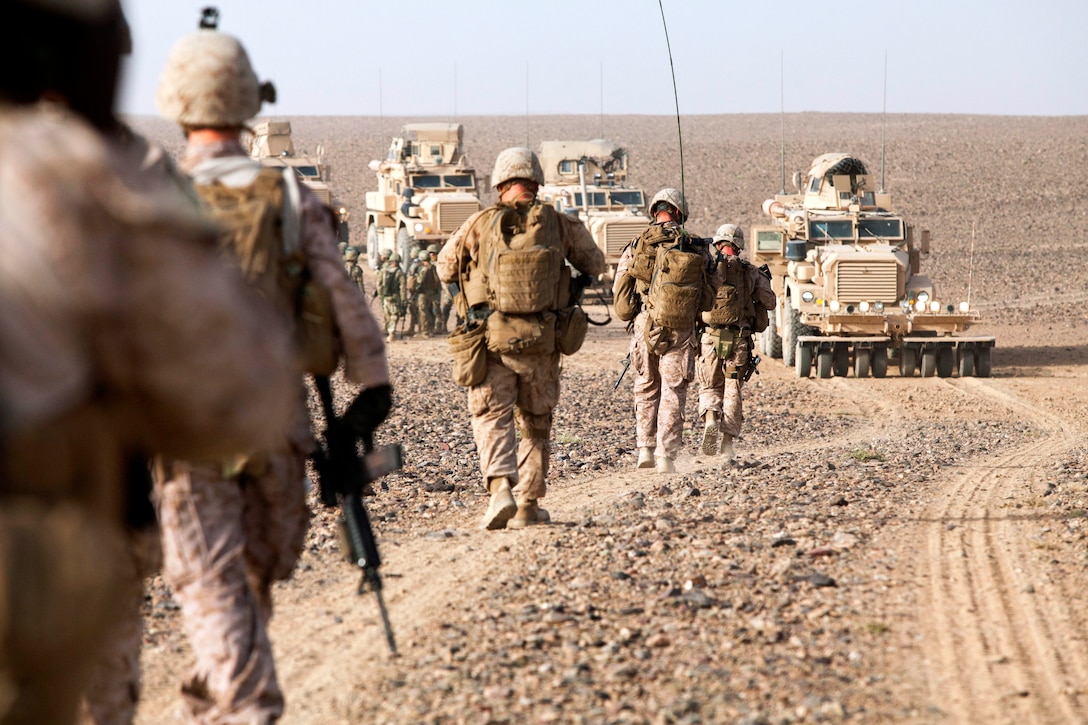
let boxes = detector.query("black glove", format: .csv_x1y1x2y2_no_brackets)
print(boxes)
342,384,393,441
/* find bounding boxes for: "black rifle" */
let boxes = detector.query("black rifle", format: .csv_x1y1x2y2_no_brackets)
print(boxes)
311,376,402,653
613,353,632,391
743,353,761,383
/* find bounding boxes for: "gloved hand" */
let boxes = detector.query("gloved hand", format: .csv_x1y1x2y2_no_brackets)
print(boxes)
342,384,393,440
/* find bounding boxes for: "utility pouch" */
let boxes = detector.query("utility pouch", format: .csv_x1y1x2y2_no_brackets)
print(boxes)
448,320,488,387
295,278,342,376
613,272,639,322
556,306,588,355
702,326,736,360
486,311,556,356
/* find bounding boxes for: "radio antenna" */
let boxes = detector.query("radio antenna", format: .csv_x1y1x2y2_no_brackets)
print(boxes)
599,60,605,139
880,50,888,193
657,0,685,201
779,50,786,195
968,220,977,308
525,62,530,148
378,66,383,122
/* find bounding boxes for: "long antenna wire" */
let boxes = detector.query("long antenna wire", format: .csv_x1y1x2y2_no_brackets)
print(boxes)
657,0,685,201
779,50,785,195
880,50,888,193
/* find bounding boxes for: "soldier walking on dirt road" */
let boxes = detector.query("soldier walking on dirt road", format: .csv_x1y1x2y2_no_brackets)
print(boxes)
437,147,605,530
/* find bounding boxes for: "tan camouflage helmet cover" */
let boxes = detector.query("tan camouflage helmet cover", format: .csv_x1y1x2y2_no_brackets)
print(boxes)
156,21,272,127
490,147,544,189
343,246,360,261
712,223,745,251
648,188,688,223
388,252,402,264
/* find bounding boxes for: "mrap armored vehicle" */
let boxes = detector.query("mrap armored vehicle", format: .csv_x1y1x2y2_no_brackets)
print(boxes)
364,123,481,270
246,119,350,245
751,153,994,379
537,139,650,280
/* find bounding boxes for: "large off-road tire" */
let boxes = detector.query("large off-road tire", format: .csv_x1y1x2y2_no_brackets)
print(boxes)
975,346,993,378
920,348,937,378
782,307,805,368
816,347,833,378
854,348,871,378
832,343,850,378
366,223,380,269
762,313,783,360
958,346,975,377
397,227,413,273
936,346,954,378
795,341,812,378
871,346,889,378
899,345,917,377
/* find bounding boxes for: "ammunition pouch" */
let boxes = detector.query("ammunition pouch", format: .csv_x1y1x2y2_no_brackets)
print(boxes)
613,272,640,322
448,320,488,387
295,277,341,377
486,311,556,356
702,326,737,361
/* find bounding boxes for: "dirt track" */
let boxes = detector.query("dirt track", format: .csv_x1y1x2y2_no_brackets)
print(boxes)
130,113,1088,723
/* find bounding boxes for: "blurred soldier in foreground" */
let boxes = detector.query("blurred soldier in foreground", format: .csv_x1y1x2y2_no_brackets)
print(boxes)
0,1,297,723
155,11,391,723
438,147,605,530
376,251,407,342
697,225,776,463
612,189,721,473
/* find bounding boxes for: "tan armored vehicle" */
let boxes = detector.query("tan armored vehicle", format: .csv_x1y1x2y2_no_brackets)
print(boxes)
751,152,994,378
247,119,350,245
364,123,481,270
537,139,650,280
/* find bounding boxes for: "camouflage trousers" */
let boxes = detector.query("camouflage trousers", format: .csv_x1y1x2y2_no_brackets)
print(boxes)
380,296,402,337
414,291,439,336
468,350,561,503
155,443,308,725
697,331,752,438
630,314,696,461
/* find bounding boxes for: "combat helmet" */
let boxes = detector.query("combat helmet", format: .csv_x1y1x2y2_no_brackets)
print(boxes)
155,8,276,128
417,249,430,262
491,147,544,189
378,248,392,261
388,252,401,264
648,188,688,224
427,244,440,255
712,224,744,251
343,246,360,262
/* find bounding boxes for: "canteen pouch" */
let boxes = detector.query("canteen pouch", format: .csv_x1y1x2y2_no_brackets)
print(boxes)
556,306,588,355
448,320,488,387
486,311,556,356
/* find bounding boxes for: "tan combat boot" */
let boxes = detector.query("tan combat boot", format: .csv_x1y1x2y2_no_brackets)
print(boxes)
656,456,676,474
481,476,517,530
720,433,736,463
637,447,655,469
507,500,551,529
701,411,719,456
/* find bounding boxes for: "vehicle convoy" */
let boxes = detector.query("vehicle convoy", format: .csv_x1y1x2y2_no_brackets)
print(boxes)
246,119,350,245
750,152,994,379
537,139,651,280
364,123,481,270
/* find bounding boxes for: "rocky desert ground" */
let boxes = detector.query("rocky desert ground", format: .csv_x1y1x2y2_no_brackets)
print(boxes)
128,113,1088,724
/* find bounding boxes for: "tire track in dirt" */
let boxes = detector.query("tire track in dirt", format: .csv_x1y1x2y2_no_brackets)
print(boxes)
915,377,1088,724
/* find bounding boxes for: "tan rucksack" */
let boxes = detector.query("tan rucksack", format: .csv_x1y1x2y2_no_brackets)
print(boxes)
703,255,748,327
645,242,708,330
481,202,562,314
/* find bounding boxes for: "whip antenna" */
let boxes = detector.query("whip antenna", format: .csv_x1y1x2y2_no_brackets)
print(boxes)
968,220,977,308
779,50,786,195
880,50,888,193
657,0,685,200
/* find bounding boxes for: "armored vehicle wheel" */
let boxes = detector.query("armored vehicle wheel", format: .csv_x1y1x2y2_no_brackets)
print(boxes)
366,224,380,269
936,347,954,378
958,347,974,377
899,346,917,377
816,347,833,378
854,348,871,378
871,347,888,378
795,341,812,378
762,314,782,359
783,307,805,368
975,347,993,377
397,227,413,272
832,344,850,377
920,348,937,378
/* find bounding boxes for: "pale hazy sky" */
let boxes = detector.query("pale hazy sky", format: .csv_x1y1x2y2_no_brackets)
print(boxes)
119,0,1087,118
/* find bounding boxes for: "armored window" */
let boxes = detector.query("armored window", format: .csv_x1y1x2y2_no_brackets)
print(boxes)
409,174,442,189
808,176,821,193
293,165,319,178
559,160,576,174
808,220,854,240
756,230,784,252
611,190,645,206
573,192,607,208
443,175,475,189
430,145,441,157
858,219,903,240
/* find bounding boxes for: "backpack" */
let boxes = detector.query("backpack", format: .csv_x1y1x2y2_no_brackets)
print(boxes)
628,223,682,284
378,265,401,298
645,240,708,330
481,202,562,314
703,255,748,327
192,158,340,376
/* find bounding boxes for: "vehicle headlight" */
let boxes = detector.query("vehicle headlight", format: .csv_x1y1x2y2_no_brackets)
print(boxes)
914,300,926,312
873,301,884,312
916,290,930,303
929,301,940,312
829,300,841,312
801,291,815,303
859,301,870,312
413,222,424,233
959,301,970,312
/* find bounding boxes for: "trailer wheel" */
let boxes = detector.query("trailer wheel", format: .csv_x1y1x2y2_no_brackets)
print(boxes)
796,341,812,378
854,348,871,378
899,345,917,377
921,348,937,378
958,346,975,377
816,347,833,378
936,347,954,378
871,346,888,378
975,346,992,378
833,343,850,377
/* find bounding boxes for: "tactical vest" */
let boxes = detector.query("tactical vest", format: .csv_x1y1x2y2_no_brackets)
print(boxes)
645,242,707,330
378,265,401,298
703,255,750,327
481,202,562,314
413,262,441,294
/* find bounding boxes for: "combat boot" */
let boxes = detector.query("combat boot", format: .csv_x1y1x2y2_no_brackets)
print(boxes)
720,433,736,463
386,332,395,343
481,476,517,530
507,500,550,529
637,447,654,469
701,411,719,456
656,456,676,474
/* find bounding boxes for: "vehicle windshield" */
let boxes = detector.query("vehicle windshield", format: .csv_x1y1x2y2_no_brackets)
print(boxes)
808,219,854,240
293,165,320,178
444,174,475,189
858,218,904,240
409,174,474,189
410,174,442,189
611,190,645,206
573,191,608,208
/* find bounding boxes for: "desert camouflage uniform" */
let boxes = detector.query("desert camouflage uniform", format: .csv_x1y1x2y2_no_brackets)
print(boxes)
437,205,605,504
697,260,777,439
155,138,389,724
411,256,442,338
377,258,407,339
0,109,296,725
346,256,366,296
613,225,722,462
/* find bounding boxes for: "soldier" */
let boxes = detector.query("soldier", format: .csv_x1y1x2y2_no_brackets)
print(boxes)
698,225,777,463
0,1,297,723
428,244,449,334
154,13,392,723
437,147,605,529
376,251,407,342
344,245,366,295
410,247,442,338
612,188,721,473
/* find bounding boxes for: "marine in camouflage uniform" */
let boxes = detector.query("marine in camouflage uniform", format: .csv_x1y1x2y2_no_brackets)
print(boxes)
428,244,450,334
377,252,407,342
410,248,442,338
612,188,722,473
697,225,777,463
343,245,366,296
438,147,605,530
0,2,297,723
153,15,392,724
